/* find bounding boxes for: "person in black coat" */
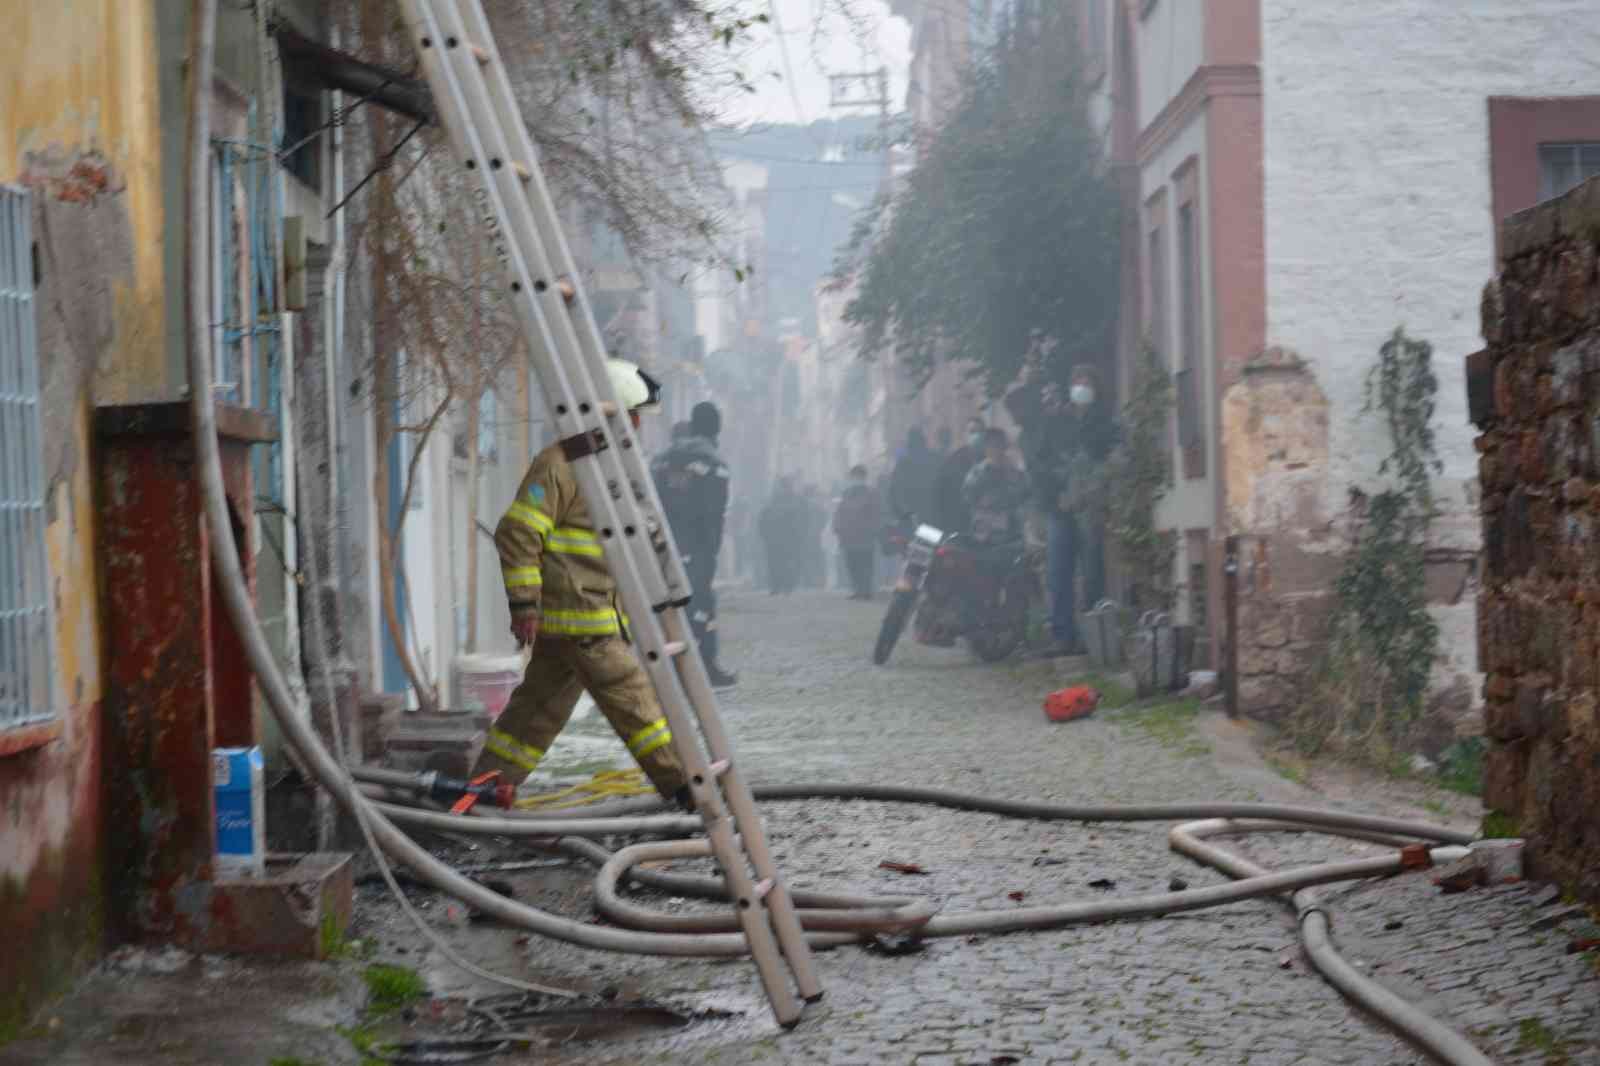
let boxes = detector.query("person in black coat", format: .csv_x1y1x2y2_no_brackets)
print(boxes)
889,427,940,522
935,416,988,536
832,465,882,600
759,477,806,596
652,401,738,687
1006,363,1119,656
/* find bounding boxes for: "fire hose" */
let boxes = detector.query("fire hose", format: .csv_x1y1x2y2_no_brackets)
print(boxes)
182,6,1490,1062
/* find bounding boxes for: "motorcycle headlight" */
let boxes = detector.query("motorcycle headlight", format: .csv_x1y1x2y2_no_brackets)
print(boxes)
914,524,944,546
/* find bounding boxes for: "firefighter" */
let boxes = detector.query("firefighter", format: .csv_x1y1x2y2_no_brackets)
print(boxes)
651,400,738,688
472,358,689,806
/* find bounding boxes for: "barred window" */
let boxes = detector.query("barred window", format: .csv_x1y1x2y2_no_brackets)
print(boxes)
0,186,55,733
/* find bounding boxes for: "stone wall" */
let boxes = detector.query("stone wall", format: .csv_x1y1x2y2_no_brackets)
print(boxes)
1471,174,1600,901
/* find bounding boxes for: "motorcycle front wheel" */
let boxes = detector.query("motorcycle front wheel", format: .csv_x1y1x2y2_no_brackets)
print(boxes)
872,589,918,665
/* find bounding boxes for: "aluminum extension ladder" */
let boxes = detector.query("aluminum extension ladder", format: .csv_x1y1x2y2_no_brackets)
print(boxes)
395,0,822,1027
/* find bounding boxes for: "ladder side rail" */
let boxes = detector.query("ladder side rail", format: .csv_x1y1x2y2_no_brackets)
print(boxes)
669,633,826,1001
395,0,687,628
443,0,700,602
392,0,716,772
426,0,820,1001
395,0,809,1024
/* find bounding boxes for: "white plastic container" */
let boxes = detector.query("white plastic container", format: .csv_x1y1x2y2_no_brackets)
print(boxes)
213,746,265,878
454,652,527,721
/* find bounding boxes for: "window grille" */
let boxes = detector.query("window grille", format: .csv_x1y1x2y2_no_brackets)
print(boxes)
211,137,284,506
0,185,56,732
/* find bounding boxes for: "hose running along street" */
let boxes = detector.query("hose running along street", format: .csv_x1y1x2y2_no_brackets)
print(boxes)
183,5,1490,1059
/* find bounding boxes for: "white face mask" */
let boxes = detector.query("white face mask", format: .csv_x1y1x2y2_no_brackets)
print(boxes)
1070,384,1094,407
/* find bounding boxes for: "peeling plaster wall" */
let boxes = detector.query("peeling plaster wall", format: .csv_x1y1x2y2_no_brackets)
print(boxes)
0,0,164,1034
1242,0,1600,723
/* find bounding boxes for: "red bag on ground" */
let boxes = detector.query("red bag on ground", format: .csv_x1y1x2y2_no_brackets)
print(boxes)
1043,685,1100,723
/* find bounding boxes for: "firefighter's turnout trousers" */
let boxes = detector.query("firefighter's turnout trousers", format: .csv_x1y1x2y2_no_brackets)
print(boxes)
473,635,686,798
474,440,686,799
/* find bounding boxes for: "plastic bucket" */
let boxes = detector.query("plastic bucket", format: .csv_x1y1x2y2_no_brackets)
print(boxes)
453,652,526,721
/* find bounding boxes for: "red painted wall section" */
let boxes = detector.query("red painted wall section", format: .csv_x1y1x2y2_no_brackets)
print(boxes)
95,403,271,945
1205,0,1262,67
1207,89,1266,390
1204,0,1264,667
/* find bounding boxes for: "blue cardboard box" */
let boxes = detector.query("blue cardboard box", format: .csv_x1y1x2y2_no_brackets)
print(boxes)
213,746,265,877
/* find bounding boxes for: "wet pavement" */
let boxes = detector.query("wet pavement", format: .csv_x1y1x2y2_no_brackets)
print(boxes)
465,587,1600,1065
6,587,1598,1065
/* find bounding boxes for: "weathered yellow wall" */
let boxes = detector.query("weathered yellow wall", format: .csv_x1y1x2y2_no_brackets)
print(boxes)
0,0,164,1037
1,0,167,404
1,0,167,711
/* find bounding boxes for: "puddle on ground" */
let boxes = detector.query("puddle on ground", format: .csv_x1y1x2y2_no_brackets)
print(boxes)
378,994,760,1065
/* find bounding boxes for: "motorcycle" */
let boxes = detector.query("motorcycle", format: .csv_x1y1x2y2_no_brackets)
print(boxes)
872,518,1036,666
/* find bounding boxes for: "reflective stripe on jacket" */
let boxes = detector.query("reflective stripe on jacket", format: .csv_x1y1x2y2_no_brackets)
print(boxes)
497,442,630,638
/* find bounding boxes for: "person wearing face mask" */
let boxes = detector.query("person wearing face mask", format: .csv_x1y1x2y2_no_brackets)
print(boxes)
1006,362,1119,657
936,416,988,536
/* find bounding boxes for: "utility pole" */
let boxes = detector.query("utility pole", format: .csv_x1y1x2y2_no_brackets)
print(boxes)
828,68,895,462
828,67,892,197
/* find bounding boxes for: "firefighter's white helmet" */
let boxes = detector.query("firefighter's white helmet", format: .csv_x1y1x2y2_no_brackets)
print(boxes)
605,358,662,414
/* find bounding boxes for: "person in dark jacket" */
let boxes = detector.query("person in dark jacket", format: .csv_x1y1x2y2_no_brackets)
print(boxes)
652,401,737,687
1006,362,1119,656
759,478,805,595
832,465,881,600
961,428,1029,546
889,427,940,522
935,416,987,535
799,484,827,588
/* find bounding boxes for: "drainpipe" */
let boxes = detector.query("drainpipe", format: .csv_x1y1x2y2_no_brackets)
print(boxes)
1224,533,1240,719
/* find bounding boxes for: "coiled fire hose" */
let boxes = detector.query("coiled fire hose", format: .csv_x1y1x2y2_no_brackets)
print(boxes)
183,7,1489,1061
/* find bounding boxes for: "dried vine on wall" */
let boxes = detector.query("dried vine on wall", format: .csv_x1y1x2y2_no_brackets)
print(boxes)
1299,327,1442,760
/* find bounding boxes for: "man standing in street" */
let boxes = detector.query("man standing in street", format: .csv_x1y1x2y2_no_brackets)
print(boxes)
652,400,738,688
1006,362,1118,656
889,427,940,522
473,358,691,806
936,416,988,536
759,477,804,595
832,465,881,600
962,428,1029,548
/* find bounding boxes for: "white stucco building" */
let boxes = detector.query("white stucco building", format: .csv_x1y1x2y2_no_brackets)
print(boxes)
1110,0,1600,719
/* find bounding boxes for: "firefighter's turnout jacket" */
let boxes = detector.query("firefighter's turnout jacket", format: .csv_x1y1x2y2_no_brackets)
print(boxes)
495,441,628,639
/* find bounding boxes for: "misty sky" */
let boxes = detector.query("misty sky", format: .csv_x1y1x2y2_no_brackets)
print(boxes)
721,0,912,129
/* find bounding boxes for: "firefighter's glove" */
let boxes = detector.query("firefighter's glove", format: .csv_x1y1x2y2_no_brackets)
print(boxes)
510,615,539,649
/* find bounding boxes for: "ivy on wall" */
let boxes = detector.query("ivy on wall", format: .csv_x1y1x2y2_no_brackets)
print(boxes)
1299,328,1442,759
1105,341,1176,612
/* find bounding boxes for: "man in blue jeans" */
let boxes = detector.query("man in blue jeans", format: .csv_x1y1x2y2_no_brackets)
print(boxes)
1006,362,1118,657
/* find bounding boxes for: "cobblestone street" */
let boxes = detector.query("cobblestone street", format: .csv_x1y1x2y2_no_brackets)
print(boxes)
508,587,1600,1066
7,587,1599,1066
